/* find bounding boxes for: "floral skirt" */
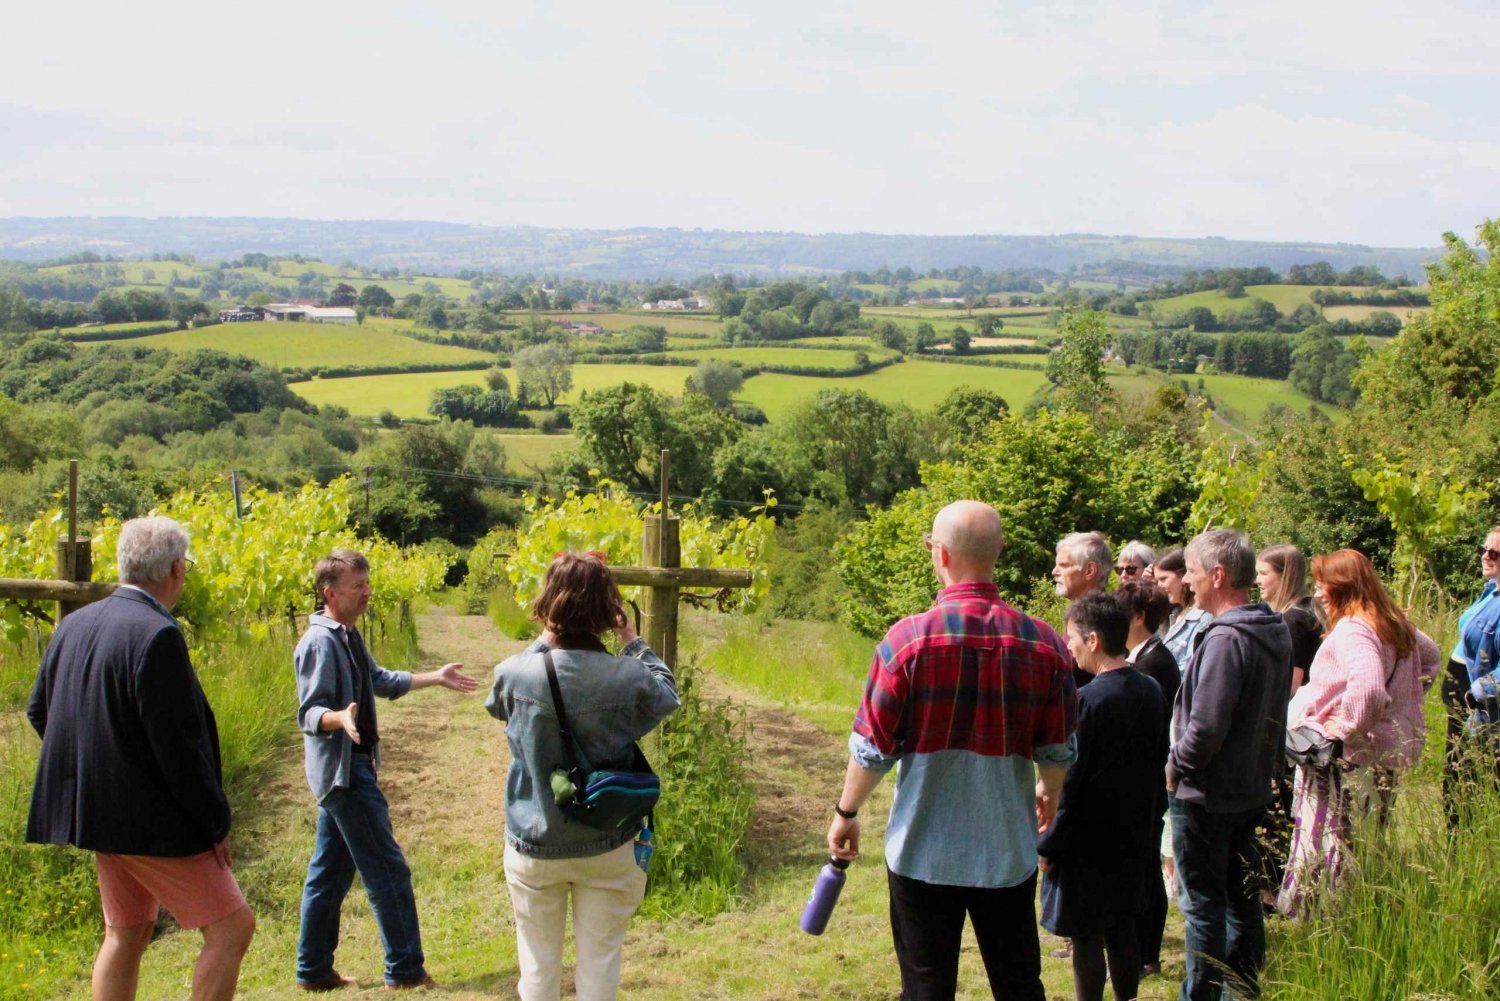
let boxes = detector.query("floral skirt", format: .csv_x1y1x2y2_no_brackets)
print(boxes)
1276,760,1396,918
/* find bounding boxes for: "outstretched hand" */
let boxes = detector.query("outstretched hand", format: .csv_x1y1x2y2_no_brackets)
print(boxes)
434,663,478,693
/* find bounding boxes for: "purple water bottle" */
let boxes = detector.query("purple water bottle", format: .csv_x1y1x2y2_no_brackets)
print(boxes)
799,856,851,935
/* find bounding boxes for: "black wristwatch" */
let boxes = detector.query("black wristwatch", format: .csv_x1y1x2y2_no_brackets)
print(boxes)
834,803,858,820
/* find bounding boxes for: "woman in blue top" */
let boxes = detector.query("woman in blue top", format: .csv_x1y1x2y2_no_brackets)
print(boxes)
486,551,679,1001
1154,547,1213,671
1444,526,1500,825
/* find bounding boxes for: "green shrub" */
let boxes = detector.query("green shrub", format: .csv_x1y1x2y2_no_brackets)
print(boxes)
639,663,754,918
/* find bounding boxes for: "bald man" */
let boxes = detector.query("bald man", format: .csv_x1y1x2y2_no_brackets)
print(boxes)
827,500,1078,1001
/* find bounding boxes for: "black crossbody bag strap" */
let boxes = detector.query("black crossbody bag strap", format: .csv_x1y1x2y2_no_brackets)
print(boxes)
542,650,593,776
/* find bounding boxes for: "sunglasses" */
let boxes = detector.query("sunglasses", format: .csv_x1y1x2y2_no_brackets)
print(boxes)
1115,564,1143,577
1481,546,1500,561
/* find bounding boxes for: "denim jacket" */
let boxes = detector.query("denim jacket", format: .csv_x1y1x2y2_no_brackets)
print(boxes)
1164,606,1214,674
486,637,679,858
294,614,412,803
1458,581,1500,725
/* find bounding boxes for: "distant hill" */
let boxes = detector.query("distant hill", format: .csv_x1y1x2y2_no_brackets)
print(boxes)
0,217,1441,280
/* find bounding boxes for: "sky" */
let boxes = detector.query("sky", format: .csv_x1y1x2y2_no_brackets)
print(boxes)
4,0,1497,247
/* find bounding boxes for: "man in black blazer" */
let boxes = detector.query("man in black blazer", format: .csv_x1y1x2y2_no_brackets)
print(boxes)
27,516,255,1001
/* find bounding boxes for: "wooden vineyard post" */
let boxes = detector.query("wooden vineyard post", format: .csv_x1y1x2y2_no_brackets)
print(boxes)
640,450,681,665
56,460,91,620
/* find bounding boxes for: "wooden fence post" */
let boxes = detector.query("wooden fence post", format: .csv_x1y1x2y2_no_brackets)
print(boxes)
56,460,90,620
640,512,681,666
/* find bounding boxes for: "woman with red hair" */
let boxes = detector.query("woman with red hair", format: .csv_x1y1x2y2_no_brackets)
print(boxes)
1277,549,1439,915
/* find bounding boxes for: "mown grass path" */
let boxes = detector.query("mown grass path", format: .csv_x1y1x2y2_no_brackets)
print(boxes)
109,607,1183,999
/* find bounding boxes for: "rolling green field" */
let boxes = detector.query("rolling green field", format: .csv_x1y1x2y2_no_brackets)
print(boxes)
1148,283,1322,317
531,311,724,335
292,364,694,418
494,433,575,473
736,360,1053,421
71,318,493,369
863,306,1050,319
1323,304,1427,324
1193,372,1333,425
680,346,895,369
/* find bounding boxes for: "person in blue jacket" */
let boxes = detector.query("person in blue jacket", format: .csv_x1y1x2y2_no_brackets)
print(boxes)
1446,526,1500,823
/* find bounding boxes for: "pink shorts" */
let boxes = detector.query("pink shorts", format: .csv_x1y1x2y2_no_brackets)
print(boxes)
95,849,247,930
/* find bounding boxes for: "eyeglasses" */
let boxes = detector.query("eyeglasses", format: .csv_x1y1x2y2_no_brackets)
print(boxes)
1115,564,1143,577
1481,547,1500,561
923,533,945,552
182,557,196,574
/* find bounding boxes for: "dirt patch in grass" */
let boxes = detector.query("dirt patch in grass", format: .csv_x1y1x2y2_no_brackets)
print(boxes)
377,607,528,847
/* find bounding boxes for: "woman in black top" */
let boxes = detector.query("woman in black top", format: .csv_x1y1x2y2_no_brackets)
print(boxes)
1040,594,1168,1001
1255,543,1324,908
1257,544,1324,694
1116,580,1178,978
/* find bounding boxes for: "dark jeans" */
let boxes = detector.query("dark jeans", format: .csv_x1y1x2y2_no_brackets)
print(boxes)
887,866,1044,1001
1169,796,1265,1001
296,756,426,986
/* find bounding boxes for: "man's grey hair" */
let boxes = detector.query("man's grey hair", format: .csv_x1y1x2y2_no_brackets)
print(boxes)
1058,531,1112,572
1187,528,1256,590
116,517,189,585
1119,540,1157,567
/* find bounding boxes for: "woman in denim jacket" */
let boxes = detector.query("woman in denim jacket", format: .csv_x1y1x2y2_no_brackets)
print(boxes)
1444,526,1500,822
1154,546,1213,671
486,552,679,1001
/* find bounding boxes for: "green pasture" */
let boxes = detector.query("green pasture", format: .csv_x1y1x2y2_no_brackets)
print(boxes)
1324,304,1427,325
1148,284,1321,317
528,311,724,335
736,360,1052,421
71,319,493,370
784,334,883,346
292,364,692,418
684,346,895,369
493,433,575,474
1194,372,1334,425
863,306,1050,319
56,319,181,336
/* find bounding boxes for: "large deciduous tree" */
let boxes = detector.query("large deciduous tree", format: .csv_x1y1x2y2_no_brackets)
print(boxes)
513,342,573,407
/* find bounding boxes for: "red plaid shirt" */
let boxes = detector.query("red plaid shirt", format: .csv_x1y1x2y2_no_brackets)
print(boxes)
853,581,1077,760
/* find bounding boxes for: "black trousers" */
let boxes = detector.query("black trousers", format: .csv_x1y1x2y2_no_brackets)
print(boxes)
1135,819,1168,966
887,867,1045,1001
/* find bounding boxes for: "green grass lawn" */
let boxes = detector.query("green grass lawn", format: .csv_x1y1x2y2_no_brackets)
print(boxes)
71,319,493,370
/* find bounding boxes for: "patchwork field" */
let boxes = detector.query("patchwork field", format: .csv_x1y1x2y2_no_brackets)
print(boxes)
530,311,724,335
1323,304,1427,324
493,432,575,474
1148,284,1323,316
737,360,1053,421
71,319,493,369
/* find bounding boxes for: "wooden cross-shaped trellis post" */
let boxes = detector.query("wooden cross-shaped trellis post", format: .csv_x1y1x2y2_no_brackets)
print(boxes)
605,450,753,668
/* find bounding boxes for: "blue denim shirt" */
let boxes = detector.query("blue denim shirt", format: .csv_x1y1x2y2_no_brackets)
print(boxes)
486,638,678,859
294,614,412,803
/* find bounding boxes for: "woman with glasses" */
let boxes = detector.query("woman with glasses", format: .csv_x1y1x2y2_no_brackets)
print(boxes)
1444,527,1500,823
485,551,680,1001
1278,549,1439,915
1114,541,1156,585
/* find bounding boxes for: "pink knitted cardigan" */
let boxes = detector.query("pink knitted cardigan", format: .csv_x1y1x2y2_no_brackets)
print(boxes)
1286,616,1440,769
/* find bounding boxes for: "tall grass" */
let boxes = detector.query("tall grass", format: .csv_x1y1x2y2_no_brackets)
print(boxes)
695,616,871,734
639,664,755,919
1264,771,1500,999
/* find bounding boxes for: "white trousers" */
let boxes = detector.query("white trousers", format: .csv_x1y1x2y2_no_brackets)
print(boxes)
503,841,647,1001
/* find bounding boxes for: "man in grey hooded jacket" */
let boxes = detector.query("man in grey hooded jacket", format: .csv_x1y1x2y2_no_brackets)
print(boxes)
1166,529,1291,1001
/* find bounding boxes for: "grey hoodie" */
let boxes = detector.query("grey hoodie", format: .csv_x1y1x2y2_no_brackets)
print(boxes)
1168,602,1292,813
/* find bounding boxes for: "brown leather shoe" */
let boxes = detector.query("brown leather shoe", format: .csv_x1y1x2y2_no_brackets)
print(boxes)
385,974,438,990
297,971,356,991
